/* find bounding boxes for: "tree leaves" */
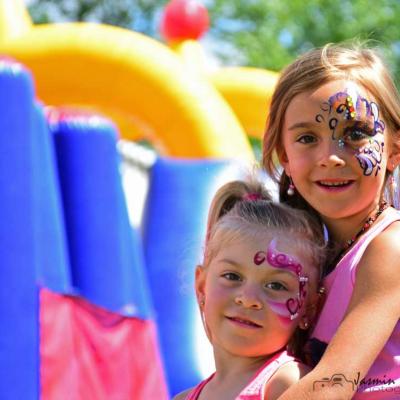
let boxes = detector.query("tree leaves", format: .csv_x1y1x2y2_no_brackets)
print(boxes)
28,0,400,84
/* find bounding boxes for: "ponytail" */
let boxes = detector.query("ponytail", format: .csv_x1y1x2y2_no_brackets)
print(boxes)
205,179,272,244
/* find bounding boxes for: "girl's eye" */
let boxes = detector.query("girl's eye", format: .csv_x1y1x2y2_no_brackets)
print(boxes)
266,282,288,291
344,128,369,142
296,134,317,144
222,272,241,281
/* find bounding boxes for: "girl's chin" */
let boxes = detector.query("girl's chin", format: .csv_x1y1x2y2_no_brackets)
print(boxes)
308,202,357,220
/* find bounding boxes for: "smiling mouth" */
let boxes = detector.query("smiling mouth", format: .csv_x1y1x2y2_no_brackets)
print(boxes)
316,180,354,188
226,316,262,328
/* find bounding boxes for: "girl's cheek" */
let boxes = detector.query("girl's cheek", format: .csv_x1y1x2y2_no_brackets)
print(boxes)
265,298,307,328
266,299,294,326
353,138,385,177
206,280,230,301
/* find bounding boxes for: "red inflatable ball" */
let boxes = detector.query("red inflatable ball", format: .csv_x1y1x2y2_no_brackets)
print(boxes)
160,0,210,42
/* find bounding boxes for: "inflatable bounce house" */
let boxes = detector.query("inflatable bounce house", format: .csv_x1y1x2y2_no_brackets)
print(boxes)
0,0,278,398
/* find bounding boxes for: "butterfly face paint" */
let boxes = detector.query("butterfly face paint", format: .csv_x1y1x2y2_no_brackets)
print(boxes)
314,85,386,177
254,239,308,324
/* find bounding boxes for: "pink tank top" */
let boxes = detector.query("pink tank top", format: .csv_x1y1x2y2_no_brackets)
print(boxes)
185,350,296,400
310,209,400,399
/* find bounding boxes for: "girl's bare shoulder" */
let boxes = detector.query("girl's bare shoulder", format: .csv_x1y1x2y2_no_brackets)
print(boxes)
363,211,400,268
263,361,310,400
355,209,400,296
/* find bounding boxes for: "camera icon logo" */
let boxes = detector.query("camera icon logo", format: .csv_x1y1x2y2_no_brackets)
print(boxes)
313,374,355,391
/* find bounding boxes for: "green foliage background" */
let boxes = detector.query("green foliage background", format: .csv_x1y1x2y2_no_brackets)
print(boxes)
28,0,400,84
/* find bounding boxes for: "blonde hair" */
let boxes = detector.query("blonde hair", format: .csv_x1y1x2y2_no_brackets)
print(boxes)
205,180,325,271
202,178,326,359
262,42,400,207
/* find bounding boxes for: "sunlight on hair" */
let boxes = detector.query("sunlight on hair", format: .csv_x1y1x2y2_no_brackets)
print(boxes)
206,161,248,198
205,161,278,204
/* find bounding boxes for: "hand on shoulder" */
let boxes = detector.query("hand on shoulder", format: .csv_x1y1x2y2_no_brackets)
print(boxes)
263,361,310,400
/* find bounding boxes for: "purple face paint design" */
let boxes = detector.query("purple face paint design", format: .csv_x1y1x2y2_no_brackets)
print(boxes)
315,89,385,141
314,87,386,177
254,239,308,321
355,139,384,176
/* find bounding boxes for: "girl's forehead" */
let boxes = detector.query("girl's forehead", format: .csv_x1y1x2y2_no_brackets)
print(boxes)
214,234,311,273
310,80,369,100
286,80,376,119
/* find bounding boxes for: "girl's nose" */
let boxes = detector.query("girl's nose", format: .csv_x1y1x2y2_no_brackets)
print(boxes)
234,289,263,310
317,139,346,168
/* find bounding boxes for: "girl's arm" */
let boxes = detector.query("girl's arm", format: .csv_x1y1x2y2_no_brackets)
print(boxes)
277,225,400,400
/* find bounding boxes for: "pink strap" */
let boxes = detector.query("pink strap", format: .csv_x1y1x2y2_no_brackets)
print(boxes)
186,351,295,400
238,351,296,399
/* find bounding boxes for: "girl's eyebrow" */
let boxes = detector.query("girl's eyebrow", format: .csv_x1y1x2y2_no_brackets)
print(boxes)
287,121,316,130
345,118,373,127
217,258,241,267
217,258,298,278
267,269,299,278
289,119,374,131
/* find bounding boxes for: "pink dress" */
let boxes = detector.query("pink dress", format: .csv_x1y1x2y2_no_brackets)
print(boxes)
185,350,296,400
309,209,400,399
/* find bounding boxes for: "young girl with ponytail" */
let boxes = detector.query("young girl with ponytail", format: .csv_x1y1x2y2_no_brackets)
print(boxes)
174,178,325,400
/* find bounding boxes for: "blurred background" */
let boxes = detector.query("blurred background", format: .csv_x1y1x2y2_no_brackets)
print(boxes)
25,0,400,155
26,0,400,77
1,1,399,399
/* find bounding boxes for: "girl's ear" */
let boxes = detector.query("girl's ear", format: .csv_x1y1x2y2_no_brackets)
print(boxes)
388,132,400,171
277,148,290,175
304,289,319,324
388,151,400,172
195,265,206,303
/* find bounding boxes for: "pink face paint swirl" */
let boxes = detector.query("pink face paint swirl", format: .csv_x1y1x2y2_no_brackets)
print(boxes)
253,239,309,321
266,300,292,325
253,238,302,275
267,239,303,276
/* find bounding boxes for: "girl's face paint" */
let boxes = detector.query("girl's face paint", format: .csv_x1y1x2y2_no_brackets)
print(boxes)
355,139,385,176
254,239,308,322
315,87,385,142
266,300,293,326
313,84,386,177
281,79,391,222
199,236,312,357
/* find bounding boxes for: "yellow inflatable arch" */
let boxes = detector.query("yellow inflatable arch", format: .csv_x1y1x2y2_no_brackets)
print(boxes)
172,40,279,141
0,0,277,159
211,67,278,139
